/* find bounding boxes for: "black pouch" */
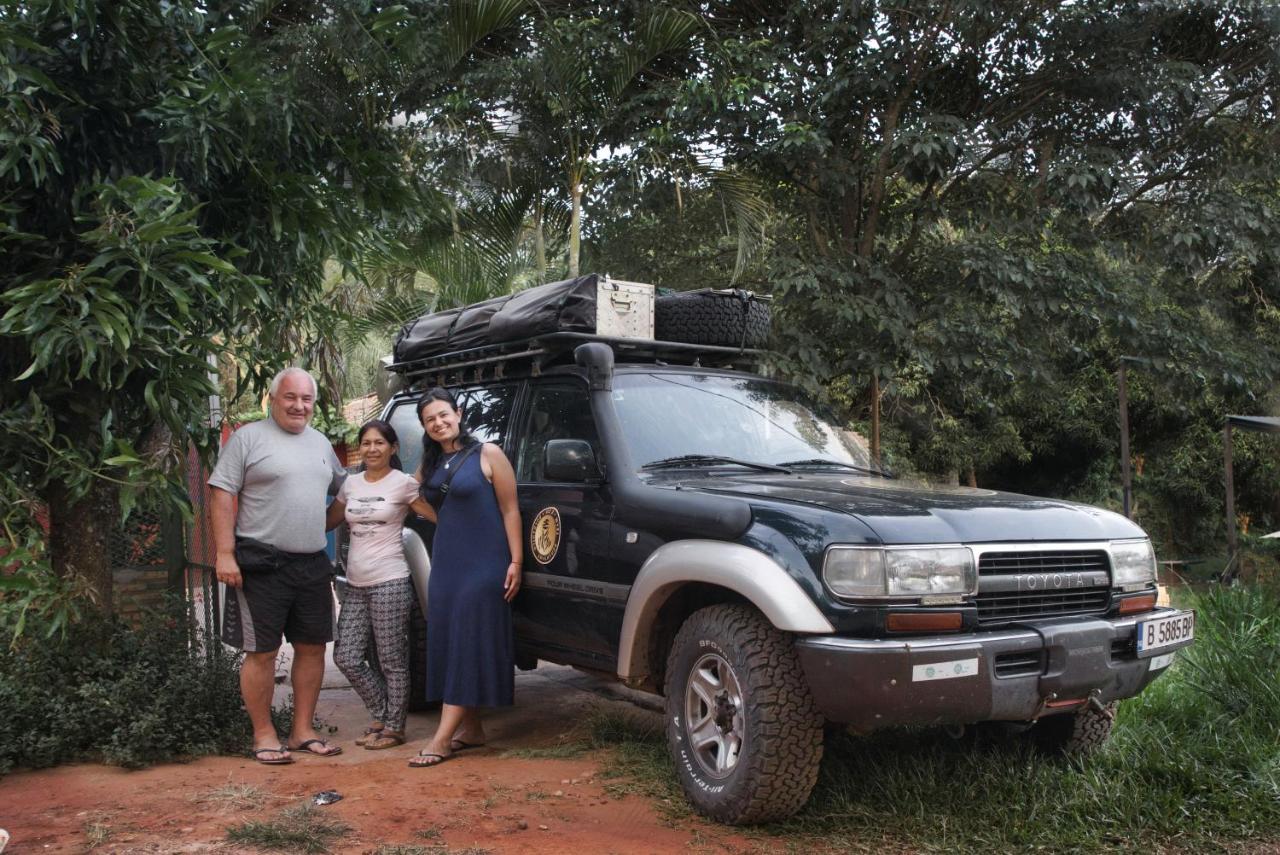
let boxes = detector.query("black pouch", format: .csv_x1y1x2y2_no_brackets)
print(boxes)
234,536,284,572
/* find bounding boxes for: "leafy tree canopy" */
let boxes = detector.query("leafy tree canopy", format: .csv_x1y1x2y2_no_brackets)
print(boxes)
0,0,421,608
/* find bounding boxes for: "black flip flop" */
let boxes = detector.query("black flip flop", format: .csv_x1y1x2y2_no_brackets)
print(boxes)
408,751,451,768
251,746,295,765
290,738,343,757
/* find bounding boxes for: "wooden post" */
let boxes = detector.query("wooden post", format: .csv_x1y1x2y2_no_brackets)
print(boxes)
1224,420,1237,560
1118,362,1132,519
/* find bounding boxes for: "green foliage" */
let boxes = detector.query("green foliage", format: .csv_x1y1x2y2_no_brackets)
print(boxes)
635,0,1280,552
310,407,358,446
0,600,271,772
589,585,1280,851
0,0,419,601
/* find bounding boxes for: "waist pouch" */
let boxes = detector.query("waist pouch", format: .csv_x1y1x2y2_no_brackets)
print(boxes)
235,537,326,573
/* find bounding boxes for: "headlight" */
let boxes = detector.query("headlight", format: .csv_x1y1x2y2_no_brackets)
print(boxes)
1110,539,1156,586
824,546,976,599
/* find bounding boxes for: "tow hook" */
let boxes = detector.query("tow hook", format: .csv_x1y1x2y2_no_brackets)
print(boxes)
1032,690,1111,721
1030,692,1057,721
1088,689,1114,719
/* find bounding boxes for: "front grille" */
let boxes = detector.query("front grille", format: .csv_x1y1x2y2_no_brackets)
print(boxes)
976,549,1112,625
979,549,1110,576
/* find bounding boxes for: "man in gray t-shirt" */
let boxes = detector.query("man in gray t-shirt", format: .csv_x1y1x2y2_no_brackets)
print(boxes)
209,367,347,764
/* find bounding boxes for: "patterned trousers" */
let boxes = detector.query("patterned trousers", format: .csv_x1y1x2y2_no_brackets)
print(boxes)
334,576,414,733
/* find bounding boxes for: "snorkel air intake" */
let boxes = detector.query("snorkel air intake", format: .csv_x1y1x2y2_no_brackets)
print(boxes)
574,343,753,541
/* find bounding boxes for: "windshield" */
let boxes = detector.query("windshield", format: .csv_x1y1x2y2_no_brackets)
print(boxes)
611,372,874,471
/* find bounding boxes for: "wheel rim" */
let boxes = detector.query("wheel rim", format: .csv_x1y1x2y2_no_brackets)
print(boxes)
683,651,745,778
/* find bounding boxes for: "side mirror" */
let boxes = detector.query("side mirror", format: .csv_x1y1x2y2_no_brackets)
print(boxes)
544,439,600,482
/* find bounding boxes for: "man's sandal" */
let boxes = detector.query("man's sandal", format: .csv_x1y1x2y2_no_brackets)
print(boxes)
251,746,295,765
289,738,343,757
449,739,486,752
364,731,405,750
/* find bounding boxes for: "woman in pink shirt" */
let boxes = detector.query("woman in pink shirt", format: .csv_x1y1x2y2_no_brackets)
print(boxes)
326,420,433,749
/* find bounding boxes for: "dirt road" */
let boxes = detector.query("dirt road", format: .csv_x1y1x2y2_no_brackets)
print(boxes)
0,666,777,854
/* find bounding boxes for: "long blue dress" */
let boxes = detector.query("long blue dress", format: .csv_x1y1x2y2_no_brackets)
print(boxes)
422,445,515,707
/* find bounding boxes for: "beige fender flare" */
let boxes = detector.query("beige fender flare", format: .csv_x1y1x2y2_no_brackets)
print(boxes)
616,539,835,685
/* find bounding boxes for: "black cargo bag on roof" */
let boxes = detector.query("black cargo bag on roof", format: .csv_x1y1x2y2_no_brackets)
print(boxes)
392,274,601,365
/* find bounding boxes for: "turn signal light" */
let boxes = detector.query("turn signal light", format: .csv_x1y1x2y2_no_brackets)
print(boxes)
1118,593,1157,615
886,612,963,632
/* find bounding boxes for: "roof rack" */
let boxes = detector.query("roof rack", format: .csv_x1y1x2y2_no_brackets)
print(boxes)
386,332,765,386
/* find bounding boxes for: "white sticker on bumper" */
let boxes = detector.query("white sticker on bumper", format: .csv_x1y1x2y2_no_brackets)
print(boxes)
1148,652,1176,671
912,658,979,682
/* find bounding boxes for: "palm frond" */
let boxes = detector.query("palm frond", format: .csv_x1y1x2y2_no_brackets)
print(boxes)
242,0,285,33
443,0,529,69
341,292,437,348
696,163,771,283
606,8,703,104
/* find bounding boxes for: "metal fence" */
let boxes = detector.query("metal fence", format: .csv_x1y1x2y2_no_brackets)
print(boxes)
183,443,221,638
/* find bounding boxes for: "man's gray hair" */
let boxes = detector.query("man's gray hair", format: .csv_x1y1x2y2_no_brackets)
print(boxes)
268,366,319,398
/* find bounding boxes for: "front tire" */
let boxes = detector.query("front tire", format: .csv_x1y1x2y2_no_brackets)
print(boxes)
663,604,823,824
1030,701,1117,756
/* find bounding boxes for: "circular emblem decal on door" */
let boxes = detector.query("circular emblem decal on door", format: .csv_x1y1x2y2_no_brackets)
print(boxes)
530,506,562,565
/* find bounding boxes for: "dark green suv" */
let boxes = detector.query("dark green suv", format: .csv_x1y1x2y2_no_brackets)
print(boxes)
363,327,1193,825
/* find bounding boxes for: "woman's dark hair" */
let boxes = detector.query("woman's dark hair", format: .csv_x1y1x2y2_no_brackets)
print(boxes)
416,387,476,474
356,418,402,471
357,418,398,446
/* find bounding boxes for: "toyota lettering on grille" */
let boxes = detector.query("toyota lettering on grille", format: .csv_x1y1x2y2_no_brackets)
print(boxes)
1016,572,1087,591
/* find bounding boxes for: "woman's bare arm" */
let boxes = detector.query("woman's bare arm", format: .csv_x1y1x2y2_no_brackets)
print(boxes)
325,498,346,532
485,444,523,601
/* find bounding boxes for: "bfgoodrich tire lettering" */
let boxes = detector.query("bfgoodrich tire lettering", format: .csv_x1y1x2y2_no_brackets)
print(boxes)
664,604,823,824
1031,701,1117,756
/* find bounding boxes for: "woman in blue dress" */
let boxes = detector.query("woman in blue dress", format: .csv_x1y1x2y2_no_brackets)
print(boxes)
410,387,522,768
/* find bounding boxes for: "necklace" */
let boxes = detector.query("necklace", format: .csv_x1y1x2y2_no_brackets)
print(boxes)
442,448,462,470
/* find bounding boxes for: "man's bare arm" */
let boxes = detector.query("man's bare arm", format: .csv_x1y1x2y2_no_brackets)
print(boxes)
210,486,243,589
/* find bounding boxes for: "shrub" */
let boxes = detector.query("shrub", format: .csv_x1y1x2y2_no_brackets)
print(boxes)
0,598,273,772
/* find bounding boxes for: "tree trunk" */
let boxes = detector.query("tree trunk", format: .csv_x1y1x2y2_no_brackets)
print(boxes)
568,181,582,277
870,374,881,466
534,199,547,276
46,477,119,616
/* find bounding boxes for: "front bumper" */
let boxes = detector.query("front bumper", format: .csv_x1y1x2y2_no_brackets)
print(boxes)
795,608,1191,731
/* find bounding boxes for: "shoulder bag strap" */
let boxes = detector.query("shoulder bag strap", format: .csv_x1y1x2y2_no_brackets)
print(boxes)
429,442,484,507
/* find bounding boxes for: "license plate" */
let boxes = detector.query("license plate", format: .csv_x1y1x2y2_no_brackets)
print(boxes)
1136,610,1195,657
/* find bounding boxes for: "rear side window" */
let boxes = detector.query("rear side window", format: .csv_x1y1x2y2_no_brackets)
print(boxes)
386,399,425,476
386,384,520,477
459,384,518,449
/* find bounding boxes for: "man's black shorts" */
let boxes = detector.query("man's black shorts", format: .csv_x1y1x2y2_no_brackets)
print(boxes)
221,545,334,653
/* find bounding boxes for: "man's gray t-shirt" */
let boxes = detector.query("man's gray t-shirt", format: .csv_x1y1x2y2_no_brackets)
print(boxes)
208,419,346,554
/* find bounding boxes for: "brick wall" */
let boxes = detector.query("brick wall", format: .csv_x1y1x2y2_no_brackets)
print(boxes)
113,568,173,627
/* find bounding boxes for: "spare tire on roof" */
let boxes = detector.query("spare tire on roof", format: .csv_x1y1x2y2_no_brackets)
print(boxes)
655,289,770,349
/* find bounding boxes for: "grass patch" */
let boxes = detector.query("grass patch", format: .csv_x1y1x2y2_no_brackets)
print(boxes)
83,820,112,849
226,804,350,853
195,780,274,811
587,585,1280,852
500,741,590,759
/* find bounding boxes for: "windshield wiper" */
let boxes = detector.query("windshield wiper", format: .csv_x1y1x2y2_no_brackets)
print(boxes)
778,458,891,477
641,454,792,474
